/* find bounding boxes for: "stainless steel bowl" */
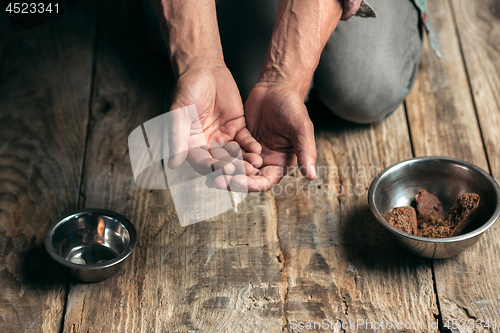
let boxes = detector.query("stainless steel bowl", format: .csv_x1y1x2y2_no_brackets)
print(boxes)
368,157,500,258
44,209,137,282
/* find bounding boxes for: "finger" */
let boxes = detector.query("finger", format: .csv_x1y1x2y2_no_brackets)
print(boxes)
213,147,253,175
186,147,213,175
219,142,262,172
213,158,236,175
235,127,262,154
230,165,285,192
232,159,259,176
243,152,263,168
208,142,225,149
167,135,189,169
245,161,260,176
166,104,196,169
213,174,232,190
217,174,253,192
341,0,362,20
290,108,317,181
223,141,242,157
210,147,230,160
231,158,245,175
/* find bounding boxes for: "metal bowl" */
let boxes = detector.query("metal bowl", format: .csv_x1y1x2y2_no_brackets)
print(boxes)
44,209,137,282
368,157,500,258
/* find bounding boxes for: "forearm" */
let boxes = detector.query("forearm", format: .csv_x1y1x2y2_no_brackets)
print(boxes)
260,0,343,98
152,0,224,78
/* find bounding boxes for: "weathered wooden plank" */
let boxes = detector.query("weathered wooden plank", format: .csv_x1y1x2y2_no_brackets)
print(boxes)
0,3,95,333
151,194,284,333
405,13,486,164
406,0,500,329
62,1,285,332
450,0,500,185
274,104,438,332
62,0,168,330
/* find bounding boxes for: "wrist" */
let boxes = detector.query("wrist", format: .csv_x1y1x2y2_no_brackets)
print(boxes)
258,63,314,99
171,51,225,78
166,28,225,77
153,0,225,78
258,0,343,99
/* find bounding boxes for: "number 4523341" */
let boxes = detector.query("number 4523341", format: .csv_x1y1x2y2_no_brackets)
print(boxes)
444,318,497,330
5,3,59,14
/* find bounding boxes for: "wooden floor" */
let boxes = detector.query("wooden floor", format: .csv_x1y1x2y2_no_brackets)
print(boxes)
1,0,500,332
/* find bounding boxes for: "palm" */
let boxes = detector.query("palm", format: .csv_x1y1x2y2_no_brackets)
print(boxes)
237,83,316,191
172,67,246,143
167,66,262,185
247,86,299,162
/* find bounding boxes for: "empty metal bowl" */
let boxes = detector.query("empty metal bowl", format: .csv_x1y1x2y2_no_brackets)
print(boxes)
368,156,500,258
44,209,137,282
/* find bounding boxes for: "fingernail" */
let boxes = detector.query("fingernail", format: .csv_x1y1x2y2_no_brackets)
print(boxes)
309,165,316,180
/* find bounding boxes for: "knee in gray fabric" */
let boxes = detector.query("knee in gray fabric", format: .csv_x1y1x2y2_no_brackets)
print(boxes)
315,82,405,124
312,0,423,124
314,55,419,124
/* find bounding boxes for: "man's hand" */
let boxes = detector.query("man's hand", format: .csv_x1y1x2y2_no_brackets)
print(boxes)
167,66,262,176
152,0,262,184
225,0,343,192
227,83,316,192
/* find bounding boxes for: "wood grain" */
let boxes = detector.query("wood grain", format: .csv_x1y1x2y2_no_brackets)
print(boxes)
60,1,439,331
406,0,500,329
405,9,487,165
3,0,497,331
273,104,438,332
0,3,95,333
63,0,285,332
61,0,169,331
450,0,500,184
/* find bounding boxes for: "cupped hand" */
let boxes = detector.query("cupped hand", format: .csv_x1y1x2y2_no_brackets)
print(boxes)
166,66,262,181
226,82,317,192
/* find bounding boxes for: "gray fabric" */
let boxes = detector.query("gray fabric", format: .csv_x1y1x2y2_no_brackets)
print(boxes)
217,0,423,124
314,0,423,123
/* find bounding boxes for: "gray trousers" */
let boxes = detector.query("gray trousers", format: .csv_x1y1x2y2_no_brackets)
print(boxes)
216,0,423,124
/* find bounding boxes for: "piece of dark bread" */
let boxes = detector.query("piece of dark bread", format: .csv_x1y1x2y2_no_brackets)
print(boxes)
415,189,443,225
449,193,480,236
382,206,418,235
416,192,480,238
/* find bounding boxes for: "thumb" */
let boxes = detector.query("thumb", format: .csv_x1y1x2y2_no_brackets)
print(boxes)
167,133,189,169
166,103,194,169
290,106,317,181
